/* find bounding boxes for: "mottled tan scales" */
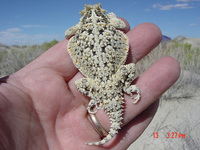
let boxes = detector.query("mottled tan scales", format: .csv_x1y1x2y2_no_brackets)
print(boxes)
65,3,140,145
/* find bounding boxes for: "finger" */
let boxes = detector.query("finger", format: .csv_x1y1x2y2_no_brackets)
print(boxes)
127,23,162,63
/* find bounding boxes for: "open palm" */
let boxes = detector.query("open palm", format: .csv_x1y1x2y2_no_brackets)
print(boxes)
0,22,180,150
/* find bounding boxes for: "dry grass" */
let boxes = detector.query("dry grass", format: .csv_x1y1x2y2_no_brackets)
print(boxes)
0,45,45,77
0,39,58,77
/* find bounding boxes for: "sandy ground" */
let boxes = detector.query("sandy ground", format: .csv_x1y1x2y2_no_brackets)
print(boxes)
128,93,200,150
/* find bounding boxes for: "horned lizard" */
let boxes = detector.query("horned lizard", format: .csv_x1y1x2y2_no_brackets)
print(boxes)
65,3,140,145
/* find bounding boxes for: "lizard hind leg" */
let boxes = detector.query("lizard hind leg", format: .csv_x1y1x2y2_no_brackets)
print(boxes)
87,99,101,114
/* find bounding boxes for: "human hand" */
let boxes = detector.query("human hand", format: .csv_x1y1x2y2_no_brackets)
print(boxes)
0,22,180,150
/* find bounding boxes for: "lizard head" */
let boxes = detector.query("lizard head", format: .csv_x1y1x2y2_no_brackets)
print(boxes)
79,3,108,24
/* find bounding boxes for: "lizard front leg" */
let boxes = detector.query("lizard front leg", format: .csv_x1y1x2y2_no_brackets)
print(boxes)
75,78,101,114
65,25,79,39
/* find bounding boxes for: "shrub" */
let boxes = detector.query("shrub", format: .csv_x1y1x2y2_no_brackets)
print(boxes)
41,39,59,50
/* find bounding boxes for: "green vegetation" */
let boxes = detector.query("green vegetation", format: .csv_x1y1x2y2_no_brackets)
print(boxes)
41,39,59,50
170,42,200,68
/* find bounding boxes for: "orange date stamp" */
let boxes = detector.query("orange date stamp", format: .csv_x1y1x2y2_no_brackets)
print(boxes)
153,132,186,139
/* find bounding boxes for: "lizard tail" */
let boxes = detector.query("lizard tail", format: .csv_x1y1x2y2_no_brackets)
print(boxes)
86,109,123,146
86,122,121,145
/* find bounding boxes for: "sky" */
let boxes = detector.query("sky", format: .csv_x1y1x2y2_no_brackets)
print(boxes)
0,0,200,45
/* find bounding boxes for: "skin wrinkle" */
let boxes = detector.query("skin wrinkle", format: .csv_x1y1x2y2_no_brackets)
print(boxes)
54,100,63,148
25,107,32,149
67,73,79,99
0,113,15,149
53,77,73,117
0,88,10,110
42,120,57,149
28,108,48,149
26,109,48,149
53,121,63,150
